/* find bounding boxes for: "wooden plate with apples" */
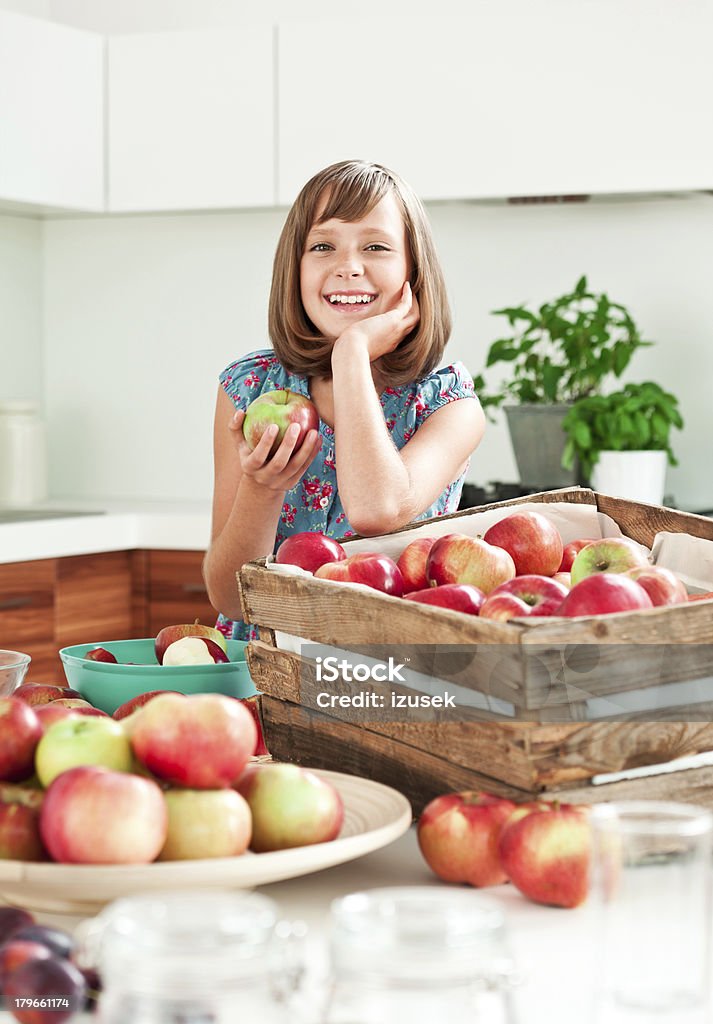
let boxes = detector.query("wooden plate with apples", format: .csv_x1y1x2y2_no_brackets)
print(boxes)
0,769,411,915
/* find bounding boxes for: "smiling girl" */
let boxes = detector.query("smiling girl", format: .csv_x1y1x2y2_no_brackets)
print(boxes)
203,160,485,639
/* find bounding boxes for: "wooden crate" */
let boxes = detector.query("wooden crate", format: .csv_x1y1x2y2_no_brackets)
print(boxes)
239,488,713,813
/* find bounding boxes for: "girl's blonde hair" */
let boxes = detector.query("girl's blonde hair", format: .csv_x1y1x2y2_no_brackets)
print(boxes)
269,160,452,387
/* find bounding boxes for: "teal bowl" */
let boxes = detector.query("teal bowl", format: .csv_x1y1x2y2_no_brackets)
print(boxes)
59,639,256,716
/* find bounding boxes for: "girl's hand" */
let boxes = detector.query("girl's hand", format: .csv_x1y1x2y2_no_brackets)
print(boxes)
229,410,322,493
333,282,420,364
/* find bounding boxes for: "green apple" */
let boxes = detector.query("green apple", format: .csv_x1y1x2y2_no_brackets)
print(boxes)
35,717,133,788
158,788,252,861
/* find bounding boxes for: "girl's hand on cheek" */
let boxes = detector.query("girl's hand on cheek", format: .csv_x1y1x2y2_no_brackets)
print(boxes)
334,282,420,364
230,410,322,492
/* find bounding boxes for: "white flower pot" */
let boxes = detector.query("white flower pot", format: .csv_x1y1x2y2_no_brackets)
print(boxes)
591,450,668,505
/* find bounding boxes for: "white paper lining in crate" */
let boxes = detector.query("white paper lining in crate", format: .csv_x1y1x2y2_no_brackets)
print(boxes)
262,500,713,654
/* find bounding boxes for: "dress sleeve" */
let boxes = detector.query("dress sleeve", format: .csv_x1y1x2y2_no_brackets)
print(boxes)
414,361,477,429
219,349,282,411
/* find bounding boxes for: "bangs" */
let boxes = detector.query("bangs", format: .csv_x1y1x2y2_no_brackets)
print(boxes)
315,165,395,225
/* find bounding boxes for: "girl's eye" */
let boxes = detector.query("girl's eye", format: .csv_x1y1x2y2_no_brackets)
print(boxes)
365,244,389,251
308,242,333,252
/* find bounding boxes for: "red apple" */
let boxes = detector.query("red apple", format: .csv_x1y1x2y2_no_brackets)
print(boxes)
480,574,569,621
237,763,343,852
426,534,516,594
242,389,319,459
130,693,257,788
625,565,687,607
84,647,118,664
570,537,649,586
275,531,346,573
498,802,591,908
51,698,108,717
404,583,485,615
314,552,404,597
112,689,183,721
417,791,517,887
483,510,564,577
558,573,653,617
0,697,43,782
33,703,80,730
558,538,598,572
39,765,167,864
240,695,269,756
12,683,82,707
552,571,571,589
158,787,252,860
35,715,134,788
0,785,45,861
162,636,229,666
155,621,228,664
396,537,437,593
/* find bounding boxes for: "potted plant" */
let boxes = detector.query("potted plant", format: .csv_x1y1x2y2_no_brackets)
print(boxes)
472,275,652,489
560,381,683,504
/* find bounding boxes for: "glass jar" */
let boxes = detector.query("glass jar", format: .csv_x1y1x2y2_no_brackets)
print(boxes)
78,889,306,1024
0,400,47,507
321,886,518,1024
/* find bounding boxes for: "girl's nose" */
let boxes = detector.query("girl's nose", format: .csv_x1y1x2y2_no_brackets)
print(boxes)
335,251,364,278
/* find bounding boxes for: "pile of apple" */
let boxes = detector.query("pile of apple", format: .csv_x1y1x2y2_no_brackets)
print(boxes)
276,510,690,618
417,789,591,909
0,689,343,866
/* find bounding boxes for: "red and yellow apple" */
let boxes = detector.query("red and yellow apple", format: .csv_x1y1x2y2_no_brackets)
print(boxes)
404,583,485,615
396,536,437,593
35,716,134,788
33,703,80,731
426,534,516,594
155,621,227,664
158,787,252,861
557,573,653,617
12,683,82,707
275,531,346,573
0,697,43,783
112,689,183,721
0,785,45,861
315,552,404,597
242,389,319,458
479,574,569,621
162,636,229,666
558,539,597,572
241,695,269,756
237,763,343,852
483,510,564,577
625,565,687,607
570,537,649,586
417,791,517,887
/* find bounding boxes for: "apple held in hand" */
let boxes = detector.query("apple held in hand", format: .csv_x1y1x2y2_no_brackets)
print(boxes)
625,565,687,606
0,697,43,783
558,539,597,573
397,537,437,594
155,621,228,664
483,511,564,577
426,534,516,594
404,583,485,615
243,389,319,459
130,693,257,788
417,791,517,887
315,552,404,597
162,636,229,666
479,575,569,621
275,531,346,573
498,801,591,908
558,573,653,617
237,763,343,852
158,788,252,861
35,715,134,787
570,537,649,586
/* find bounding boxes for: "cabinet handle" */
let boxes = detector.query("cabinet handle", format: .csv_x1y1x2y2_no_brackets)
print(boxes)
182,583,208,594
0,596,33,610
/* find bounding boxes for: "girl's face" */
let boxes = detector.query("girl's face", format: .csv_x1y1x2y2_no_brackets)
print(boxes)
299,191,412,343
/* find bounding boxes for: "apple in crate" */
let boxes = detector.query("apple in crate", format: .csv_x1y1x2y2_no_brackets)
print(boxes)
155,621,228,665
130,693,257,788
558,573,653,617
417,791,517,887
35,716,134,788
39,765,167,864
315,552,404,597
0,697,43,783
396,536,437,593
237,763,343,853
242,389,319,459
483,510,564,577
570,537,649,585
479,575,569,621
275,531,346,573
426,534,516,594
13,683,82,707
404,583,485,615
158,788,252,861
498,801,591,908
0,784,45,861
558,539,597,573
625,565,687,607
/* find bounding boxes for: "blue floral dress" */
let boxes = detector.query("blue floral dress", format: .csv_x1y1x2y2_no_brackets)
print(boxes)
215,348,477,640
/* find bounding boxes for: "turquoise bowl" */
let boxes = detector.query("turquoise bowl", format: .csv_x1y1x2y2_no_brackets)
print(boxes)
59,638,256,716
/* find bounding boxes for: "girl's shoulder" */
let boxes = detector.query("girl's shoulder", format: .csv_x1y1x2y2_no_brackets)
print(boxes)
220,349,304,405
383,361,476,425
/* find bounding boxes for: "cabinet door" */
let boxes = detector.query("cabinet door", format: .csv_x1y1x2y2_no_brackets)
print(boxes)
55,552,134,648
0,11,103,210
278,8,713,203
147,550,219,636
0,559,58,680
108,27,274,211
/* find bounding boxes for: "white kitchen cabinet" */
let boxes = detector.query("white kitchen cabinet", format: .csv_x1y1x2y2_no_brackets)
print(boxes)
108,28,274,211
0,11,103,211
277,6,713,204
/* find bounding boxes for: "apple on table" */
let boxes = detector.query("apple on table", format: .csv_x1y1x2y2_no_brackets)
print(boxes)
242,389,319,458
417,791,516,887
237,762,343,852
159,787,252,861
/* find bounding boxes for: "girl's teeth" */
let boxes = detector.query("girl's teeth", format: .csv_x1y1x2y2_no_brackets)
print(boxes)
328,295,374,304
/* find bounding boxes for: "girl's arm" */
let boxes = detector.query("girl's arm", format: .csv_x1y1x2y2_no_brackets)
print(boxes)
203,387,321,619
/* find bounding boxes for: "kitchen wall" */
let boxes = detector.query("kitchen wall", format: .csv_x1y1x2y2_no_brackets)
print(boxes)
0,214,43,403
43,193,713,510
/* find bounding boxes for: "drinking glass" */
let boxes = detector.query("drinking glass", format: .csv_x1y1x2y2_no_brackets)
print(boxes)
0,649,31,696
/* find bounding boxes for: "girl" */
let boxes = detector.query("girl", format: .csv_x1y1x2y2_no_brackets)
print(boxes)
203,160,485,640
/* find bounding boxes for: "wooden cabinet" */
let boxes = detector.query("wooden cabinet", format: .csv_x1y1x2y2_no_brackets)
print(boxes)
144,550,220,637
0,11,103,211
0,559,56,680
55,552,134,648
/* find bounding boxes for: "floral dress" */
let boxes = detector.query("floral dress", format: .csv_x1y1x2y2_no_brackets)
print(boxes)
216,348,477,640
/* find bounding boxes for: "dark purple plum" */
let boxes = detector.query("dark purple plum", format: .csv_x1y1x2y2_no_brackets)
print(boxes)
4,955,86,1024
0,908,34,946
10,926,74,961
